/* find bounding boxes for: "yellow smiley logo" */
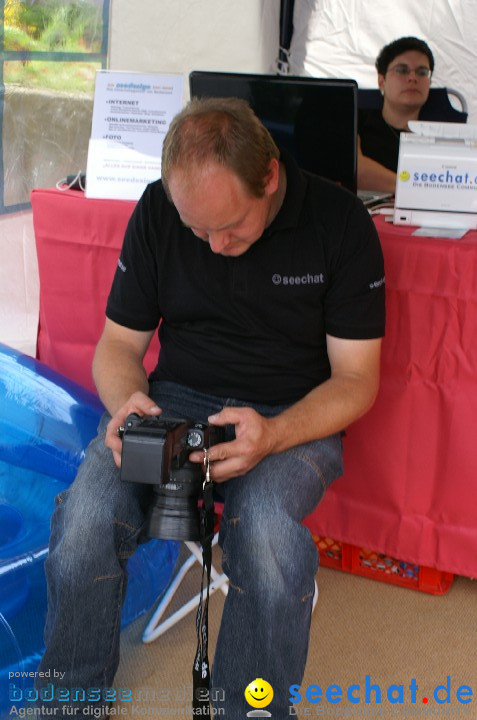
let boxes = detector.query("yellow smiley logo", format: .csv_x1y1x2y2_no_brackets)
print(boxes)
399,170,410,182
244,678,274,709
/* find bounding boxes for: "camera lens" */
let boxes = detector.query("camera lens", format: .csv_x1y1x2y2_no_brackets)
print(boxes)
147,497,201,541
147,465,203,541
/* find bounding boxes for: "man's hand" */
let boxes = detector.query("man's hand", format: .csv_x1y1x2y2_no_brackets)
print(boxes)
189,336,382,483
189,406,278,483
105,391,162,467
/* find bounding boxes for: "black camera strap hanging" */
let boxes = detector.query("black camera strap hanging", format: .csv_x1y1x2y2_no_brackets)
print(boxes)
192,449,215,718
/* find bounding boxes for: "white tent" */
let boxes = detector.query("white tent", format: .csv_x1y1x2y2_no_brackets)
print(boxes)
289,0,476,123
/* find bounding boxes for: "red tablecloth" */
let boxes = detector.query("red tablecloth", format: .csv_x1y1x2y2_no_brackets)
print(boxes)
31,189,477,577
306,216,477,577
31,187,159,390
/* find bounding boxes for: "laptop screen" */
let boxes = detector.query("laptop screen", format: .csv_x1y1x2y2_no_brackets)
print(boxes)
189,71,358,193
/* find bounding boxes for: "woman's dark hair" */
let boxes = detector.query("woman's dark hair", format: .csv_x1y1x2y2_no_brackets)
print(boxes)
376,36,434,75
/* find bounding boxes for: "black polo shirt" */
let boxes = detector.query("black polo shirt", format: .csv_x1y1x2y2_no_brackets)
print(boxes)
106,151,385,405
358,108,401,172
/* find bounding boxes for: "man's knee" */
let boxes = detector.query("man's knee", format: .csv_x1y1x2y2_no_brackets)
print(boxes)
46,450,148,580
221,499,317,599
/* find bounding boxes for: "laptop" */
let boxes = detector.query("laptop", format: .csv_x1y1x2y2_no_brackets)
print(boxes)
357,189,394,208
189,71,359,193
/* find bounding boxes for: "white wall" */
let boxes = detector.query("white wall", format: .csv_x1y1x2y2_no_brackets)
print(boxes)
0,211,39,357
109,0,280,100
1,88,92,357
289,0,477,124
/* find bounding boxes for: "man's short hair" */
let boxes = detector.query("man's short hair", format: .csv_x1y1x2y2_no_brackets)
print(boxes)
161,96,280,200
375,36,434,75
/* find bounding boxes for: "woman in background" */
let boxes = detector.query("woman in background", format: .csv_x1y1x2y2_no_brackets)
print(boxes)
358,36,433,193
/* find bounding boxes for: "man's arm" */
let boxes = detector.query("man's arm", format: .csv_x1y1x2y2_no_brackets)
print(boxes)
191,335,382,482
93,318,161,465
357,136,397,194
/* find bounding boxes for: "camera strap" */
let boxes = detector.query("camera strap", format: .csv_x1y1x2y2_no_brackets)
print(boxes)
192,451,215,718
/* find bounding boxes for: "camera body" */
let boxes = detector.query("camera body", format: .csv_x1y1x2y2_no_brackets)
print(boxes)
120,414,224,541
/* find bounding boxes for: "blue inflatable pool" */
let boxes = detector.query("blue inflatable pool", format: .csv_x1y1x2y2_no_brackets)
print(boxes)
0,344,179,715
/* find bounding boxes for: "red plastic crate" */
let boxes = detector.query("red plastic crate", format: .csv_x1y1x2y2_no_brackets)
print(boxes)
313,535,454,595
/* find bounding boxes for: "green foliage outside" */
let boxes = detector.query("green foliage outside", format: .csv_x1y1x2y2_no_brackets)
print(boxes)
3,0,104,94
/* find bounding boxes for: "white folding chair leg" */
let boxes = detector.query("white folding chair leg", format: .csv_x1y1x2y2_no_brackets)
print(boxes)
142,532,228,644
142,533,318,643
312,579,318,612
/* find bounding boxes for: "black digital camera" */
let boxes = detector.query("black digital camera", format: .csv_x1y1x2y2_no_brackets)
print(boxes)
119,414,224,541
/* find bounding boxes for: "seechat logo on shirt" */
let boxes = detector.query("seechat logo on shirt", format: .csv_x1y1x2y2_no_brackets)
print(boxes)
369,276,385,290
272,273,325,287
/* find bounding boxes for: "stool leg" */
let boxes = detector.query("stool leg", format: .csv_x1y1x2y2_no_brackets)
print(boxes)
312,579,318,612
142,533,228,643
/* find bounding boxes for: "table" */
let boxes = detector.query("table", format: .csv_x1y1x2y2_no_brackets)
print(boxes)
31,189,477,577
308,216,477,578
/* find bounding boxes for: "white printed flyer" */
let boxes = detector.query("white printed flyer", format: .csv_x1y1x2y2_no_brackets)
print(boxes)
86,70,184,201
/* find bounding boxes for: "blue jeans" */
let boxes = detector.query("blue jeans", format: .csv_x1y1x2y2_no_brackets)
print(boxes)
36,381,343,719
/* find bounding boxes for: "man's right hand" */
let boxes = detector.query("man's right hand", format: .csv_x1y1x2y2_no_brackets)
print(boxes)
105,391,162,467
92,318,159,467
